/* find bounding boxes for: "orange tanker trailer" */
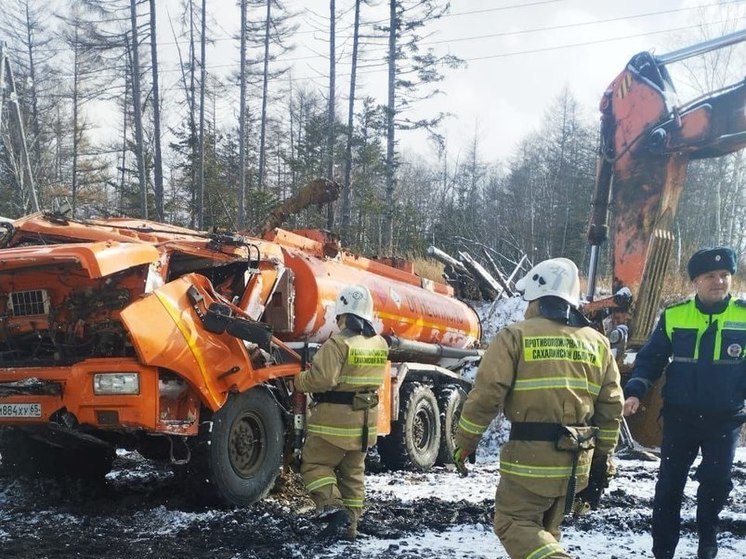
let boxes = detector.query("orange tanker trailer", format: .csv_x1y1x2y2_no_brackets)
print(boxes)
0,213,481,504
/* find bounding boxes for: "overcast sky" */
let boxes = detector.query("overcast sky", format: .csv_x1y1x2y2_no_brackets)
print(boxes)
156,0,745,164
410,0,744,160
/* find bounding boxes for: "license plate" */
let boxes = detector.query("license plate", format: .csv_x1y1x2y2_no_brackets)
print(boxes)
0,403,42,418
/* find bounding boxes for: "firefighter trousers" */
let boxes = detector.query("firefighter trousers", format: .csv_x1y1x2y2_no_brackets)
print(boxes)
651,416,740,559
300,434,365,525
493,475,571,559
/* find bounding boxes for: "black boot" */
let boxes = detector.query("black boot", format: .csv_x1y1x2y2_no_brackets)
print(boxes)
697,541,717,559
318,508,351,542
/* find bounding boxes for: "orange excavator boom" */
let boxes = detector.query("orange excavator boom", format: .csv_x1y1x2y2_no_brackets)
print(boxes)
584,30,746,446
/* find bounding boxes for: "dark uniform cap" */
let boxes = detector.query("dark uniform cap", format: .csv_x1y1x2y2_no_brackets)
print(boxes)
687,246,737,280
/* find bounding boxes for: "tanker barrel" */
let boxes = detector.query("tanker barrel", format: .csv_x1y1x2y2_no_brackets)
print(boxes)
655,29,746,66
427,246,468,274
384,335,483,360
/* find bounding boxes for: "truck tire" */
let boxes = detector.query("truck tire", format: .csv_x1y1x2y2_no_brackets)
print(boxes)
207,387,284,506
436,385,467,465
378,382,441,471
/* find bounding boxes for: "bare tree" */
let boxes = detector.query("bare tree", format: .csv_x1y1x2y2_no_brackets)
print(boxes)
238,0,248,229
56,4,113,216
381,0,462,253
148,0,164,220
197,0,206,228
325,0,337,229
128,0,147,218
252,0,295,193
340,0,364,243
171,0,200,227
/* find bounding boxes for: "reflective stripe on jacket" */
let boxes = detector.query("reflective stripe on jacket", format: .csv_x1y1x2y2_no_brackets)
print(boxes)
295,328,388,451
454,301,623,498
626,296,746,416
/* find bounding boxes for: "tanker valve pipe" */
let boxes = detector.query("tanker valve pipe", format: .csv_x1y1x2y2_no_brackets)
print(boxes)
384,335,482,360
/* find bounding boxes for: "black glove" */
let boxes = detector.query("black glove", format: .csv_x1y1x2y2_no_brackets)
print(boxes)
573,456,615,514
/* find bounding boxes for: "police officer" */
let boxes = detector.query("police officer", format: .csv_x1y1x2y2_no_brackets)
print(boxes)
624,246,746,559
295,284,388,541
453,258,624,559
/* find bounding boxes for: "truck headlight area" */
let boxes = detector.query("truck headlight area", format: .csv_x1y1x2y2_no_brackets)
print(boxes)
93,373,140,395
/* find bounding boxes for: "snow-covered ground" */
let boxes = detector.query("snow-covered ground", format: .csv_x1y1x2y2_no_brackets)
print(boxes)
5,442,739,559
330,294,746,559
344,447,746,559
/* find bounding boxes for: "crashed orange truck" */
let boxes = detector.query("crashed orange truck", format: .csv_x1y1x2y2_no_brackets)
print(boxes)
0,214,482,505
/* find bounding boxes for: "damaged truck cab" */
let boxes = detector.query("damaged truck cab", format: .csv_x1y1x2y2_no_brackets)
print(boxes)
0,214,481,505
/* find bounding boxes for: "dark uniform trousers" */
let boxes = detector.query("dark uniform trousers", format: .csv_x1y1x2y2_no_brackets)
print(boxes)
652,415,742,559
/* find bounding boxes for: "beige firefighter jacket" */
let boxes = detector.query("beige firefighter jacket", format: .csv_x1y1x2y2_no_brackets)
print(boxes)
295,327,389,451
454,301,623,498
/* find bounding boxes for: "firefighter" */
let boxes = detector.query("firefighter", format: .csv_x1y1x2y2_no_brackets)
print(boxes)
295,284,388,541
453,258,624,559
624,246,746,559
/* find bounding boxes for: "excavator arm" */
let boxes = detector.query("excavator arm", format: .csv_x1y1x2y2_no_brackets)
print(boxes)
584,30,746,446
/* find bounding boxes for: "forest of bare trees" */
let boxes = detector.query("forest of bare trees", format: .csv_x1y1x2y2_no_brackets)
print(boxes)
0,0,744,278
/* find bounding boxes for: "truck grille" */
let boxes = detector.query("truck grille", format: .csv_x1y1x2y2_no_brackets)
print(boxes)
8,290,50,317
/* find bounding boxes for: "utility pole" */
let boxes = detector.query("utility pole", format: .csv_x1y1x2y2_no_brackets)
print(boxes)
0,41,40,215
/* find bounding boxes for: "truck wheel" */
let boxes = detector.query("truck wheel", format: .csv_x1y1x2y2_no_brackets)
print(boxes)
436,385,467,465
207,387,284,506
378,382,441,471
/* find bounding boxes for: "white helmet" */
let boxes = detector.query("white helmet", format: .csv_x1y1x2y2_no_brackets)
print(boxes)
515,258,580,307
335,284,375,323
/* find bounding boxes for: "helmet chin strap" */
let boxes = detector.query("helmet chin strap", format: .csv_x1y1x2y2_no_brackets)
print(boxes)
538,296,572,323
338,314,376,336
538,297,591,327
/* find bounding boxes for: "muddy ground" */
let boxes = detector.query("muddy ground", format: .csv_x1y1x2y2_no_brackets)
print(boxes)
1,450,745,559
0,452,482,559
